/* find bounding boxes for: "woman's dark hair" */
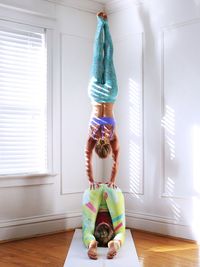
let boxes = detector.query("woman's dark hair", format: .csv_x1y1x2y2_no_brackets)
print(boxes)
94,222,114,247
95,138,111,159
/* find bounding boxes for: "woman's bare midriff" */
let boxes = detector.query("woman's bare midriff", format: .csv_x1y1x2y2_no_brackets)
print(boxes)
91,102,114,118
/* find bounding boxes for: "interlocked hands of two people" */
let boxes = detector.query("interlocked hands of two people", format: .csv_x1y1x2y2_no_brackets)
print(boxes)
89,181,117,190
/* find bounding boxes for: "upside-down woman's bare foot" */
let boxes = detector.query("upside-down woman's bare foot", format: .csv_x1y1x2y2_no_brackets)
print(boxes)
107,240,120,259
97,11,107,20
102,12,107,19
97,11,103,17
88,240,98,260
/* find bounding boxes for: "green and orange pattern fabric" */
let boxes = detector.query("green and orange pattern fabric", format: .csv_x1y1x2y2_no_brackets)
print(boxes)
82,184,125,247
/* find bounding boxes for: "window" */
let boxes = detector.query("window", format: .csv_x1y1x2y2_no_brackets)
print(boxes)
0,21,49,176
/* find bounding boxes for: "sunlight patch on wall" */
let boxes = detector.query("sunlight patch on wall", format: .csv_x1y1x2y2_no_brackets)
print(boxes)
129,141,141,195
161,105,176,160
128,78,143,195
129,78,141,137
165,177,181,221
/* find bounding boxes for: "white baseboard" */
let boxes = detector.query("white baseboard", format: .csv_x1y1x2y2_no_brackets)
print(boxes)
0,211,195,242
126,212,195,241
0,212,82,242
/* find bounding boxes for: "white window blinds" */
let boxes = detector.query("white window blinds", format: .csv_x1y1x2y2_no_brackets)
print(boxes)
0,23,48,176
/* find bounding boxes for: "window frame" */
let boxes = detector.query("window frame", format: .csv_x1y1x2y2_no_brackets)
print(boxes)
0,19,54,179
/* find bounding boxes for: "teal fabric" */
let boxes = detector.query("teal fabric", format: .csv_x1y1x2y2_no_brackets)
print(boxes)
88,16,118,103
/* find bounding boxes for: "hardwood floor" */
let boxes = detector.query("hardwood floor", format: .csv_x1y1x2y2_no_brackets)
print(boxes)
0,229,199,267
133,230,199,267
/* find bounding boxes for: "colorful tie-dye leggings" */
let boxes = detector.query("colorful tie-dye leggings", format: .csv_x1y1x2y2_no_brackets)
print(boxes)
82,184,125,248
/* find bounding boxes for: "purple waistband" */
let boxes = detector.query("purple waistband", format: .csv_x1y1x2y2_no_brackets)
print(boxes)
90,117,115,126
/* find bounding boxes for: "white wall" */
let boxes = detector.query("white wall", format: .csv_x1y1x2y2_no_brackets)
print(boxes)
107,0,200,241
0,0,104,241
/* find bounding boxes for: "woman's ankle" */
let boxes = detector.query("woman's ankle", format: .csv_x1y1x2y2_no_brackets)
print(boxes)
97,15,105,24
108,240,121,250
88,240,98,249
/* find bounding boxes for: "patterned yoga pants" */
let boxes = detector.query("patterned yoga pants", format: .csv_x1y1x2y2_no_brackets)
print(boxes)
82,184,125,248
88,16,118,103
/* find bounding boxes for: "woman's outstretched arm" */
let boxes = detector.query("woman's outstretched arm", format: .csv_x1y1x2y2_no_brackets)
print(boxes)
85,136,96,184
109,133,120,187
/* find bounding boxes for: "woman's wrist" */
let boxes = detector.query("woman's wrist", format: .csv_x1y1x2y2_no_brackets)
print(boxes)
107,181,117,189
110,178,115,183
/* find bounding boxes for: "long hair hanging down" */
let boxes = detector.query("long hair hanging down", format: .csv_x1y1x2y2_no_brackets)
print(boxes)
95,137,111,158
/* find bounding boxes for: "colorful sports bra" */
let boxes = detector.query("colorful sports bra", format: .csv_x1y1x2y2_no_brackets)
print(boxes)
90,117,115,140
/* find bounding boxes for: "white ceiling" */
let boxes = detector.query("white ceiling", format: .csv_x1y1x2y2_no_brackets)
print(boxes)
89,0,113,4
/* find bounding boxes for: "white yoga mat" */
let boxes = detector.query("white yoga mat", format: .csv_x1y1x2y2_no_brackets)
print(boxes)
63,229,140,267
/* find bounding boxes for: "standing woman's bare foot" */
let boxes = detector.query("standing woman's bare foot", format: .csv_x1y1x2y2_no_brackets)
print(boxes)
88,240,98,260
107,240,120,259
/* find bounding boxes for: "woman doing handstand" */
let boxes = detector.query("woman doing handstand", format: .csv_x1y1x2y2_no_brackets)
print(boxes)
85,12,119,189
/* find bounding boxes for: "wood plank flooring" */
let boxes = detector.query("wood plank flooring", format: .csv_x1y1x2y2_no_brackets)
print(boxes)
0,229,199,267
133,230,199,267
